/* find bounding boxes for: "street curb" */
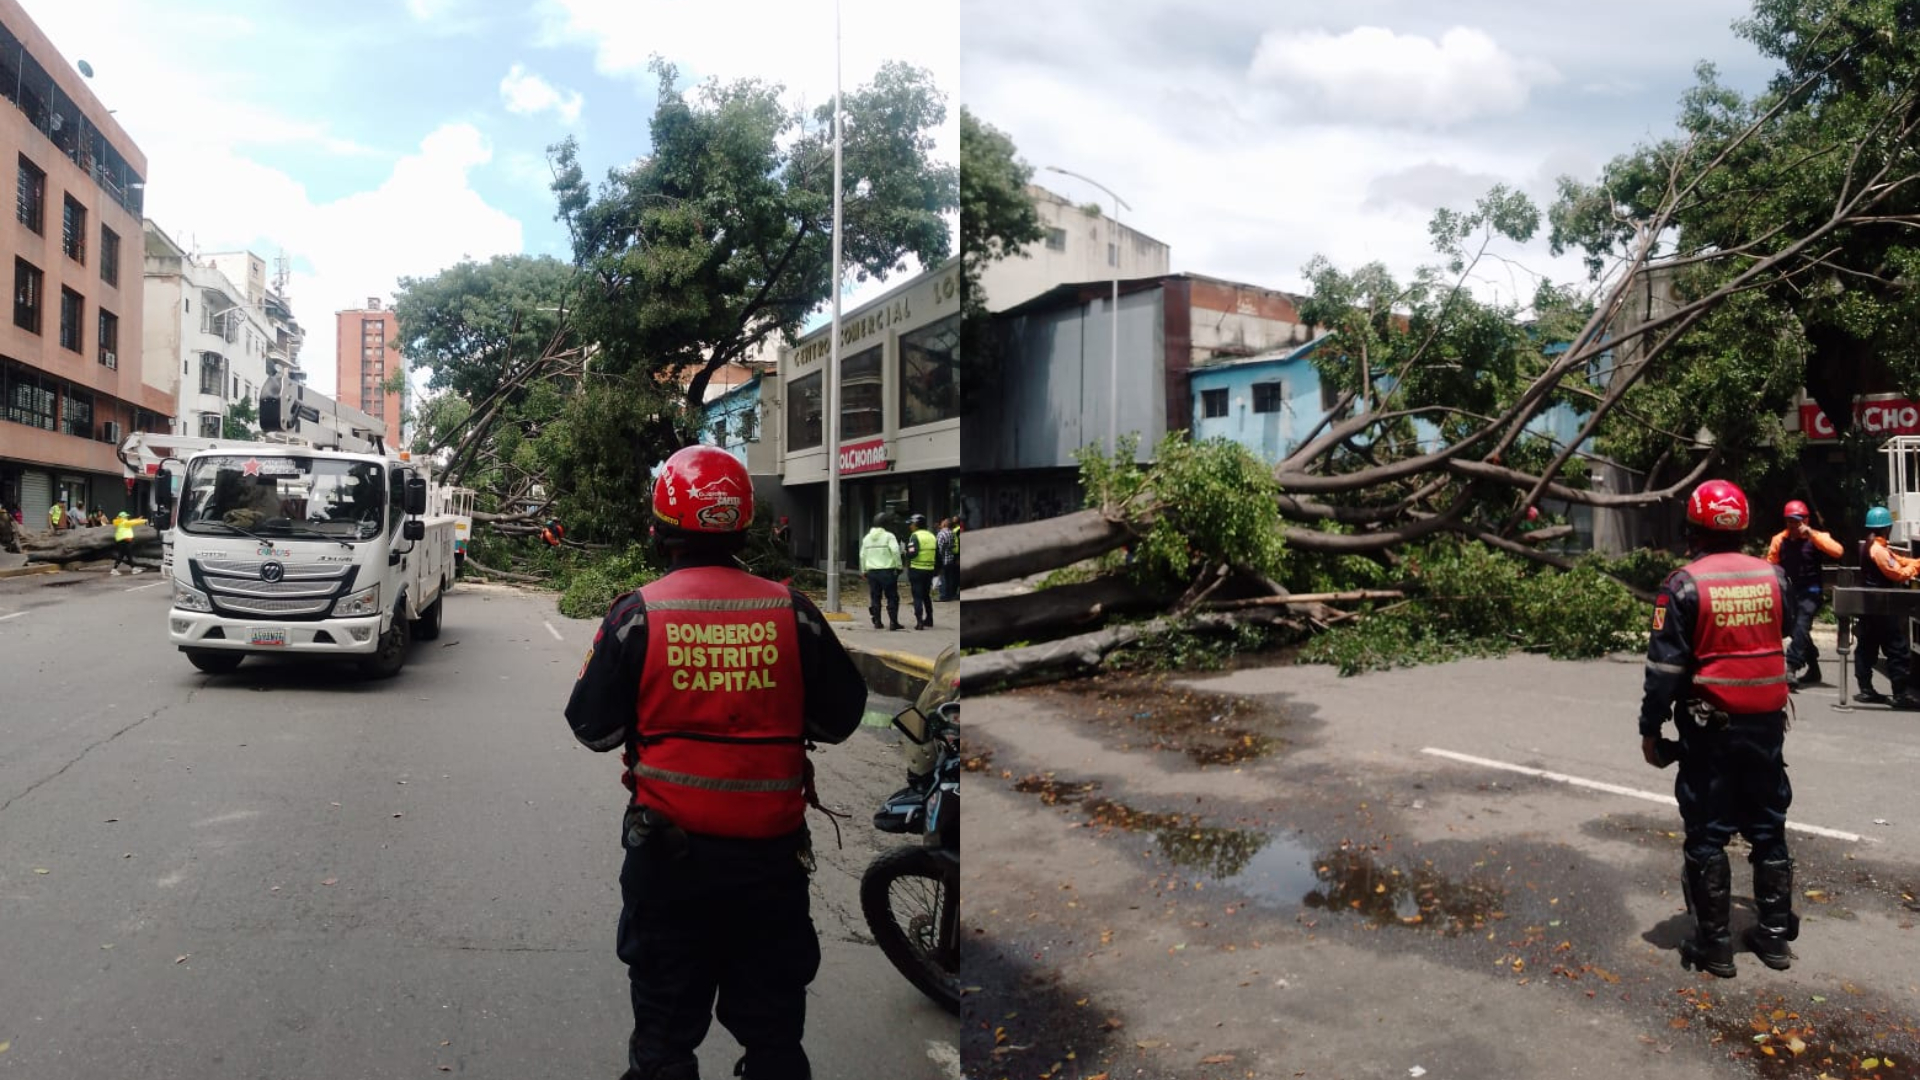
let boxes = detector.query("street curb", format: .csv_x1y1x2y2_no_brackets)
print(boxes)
0,562,58,579
844,644,935,700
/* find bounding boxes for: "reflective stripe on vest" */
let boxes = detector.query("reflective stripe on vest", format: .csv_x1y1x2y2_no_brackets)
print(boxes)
632,565,809,839
1687,551,1789,714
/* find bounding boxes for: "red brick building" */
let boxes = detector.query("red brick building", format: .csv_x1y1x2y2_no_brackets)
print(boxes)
335,298,404,443
0,0,160,525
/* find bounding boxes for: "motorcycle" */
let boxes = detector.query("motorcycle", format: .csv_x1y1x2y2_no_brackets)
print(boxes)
861,645,960,1015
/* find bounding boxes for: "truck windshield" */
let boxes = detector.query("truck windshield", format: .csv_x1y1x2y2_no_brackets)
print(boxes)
180,455,384,542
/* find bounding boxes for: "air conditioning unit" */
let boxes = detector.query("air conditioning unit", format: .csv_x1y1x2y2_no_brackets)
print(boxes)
101,420,121,443
100,349,116,369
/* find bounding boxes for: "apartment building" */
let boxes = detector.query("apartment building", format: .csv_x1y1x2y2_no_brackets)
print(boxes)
336,298,404,443
142,222,280,441
0,0,159,524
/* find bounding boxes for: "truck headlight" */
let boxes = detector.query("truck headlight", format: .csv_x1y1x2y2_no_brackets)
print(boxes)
333,585,380,618
173,584,212,612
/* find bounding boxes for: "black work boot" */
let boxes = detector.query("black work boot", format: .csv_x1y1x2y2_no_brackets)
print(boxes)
1745,855,1801,970
733,1050,810,1079
873,770,936,833
621,1063,700,1080
1679,851,1737,978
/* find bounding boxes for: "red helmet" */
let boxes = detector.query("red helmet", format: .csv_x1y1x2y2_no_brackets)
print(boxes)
1783,500,1810,521
1687,479,1749,532
652,446,753,535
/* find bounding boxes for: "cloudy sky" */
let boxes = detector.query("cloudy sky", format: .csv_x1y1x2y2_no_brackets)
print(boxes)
28,0,959,398
962,0,1778,307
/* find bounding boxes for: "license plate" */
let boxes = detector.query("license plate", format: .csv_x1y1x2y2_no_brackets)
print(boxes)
249,627,288,647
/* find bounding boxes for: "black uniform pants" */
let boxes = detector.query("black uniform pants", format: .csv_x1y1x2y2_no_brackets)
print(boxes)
617,829,821,1080
865,569,900,627
112,538,135,568
907,567,936,626
1784,588,1820,672
1674,712,1792,867
1855,612,1913,694
941,560,959,603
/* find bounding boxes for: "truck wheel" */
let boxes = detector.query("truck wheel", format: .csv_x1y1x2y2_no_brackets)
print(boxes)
358,611,410,679
412,591,443,642
185,649,243,675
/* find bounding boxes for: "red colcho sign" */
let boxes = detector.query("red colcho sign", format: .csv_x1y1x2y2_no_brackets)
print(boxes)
1799,397,1920,441
838,437,890,476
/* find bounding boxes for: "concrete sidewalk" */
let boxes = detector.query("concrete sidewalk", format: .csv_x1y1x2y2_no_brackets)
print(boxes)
823,595,959,699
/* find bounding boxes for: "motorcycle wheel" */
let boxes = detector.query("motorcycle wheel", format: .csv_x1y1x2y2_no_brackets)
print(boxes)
860,845,960,1015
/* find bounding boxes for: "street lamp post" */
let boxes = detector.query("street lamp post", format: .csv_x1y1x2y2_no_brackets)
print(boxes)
1045,166,1130,456
824,0,845,613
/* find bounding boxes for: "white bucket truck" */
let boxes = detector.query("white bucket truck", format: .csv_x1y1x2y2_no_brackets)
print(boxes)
120,376,455,677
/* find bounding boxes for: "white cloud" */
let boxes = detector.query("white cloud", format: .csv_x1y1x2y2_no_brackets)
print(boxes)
499,63,585,124
1250,26,1560,127
405,0,458,19
29,0,526,403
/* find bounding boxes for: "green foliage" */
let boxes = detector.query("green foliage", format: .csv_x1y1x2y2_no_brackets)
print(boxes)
1301,539,1648,675
558,544,662,619
1076,432,1288,589
1113,619,1293,674
220,397,258,441
394,254,579,406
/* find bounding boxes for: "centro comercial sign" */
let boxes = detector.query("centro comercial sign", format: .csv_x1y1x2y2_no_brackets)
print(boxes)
838,437,890,476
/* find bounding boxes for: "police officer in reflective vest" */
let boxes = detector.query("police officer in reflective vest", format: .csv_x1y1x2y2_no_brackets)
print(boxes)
566,446,868,1080
1639,479,1798,977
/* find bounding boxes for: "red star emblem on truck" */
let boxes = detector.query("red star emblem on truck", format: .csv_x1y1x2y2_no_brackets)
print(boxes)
242,458,261,476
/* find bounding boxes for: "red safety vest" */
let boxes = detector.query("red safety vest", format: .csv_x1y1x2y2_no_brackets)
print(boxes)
631,565,808,838
1686,551,1789,714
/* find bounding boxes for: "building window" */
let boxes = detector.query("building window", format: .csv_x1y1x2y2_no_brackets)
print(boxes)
13,258,43,334
199,412,221,438
1044,227,1066,252
2,361,56,430
900,313,959,429
1200,388,1228,419
787,370,823,451
58,288,81,352
840,345,884,440
199,352,223,395
1252,381,1284,414
61,389,91,438
98,309,119,368
1107,242,1118,268
17,155,44,234
61,195,85,264
99,225,119,287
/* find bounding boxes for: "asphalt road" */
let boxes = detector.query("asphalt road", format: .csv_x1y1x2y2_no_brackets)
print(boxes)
0,571,956,1080
965,651,1920,1080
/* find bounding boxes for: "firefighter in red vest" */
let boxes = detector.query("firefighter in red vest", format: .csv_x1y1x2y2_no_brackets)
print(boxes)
566,445,868,1080
1639,479,1797,978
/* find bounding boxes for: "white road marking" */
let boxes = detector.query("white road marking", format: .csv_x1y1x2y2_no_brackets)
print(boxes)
0,611,25,622
542,620,563,642
1419,747,1866,844
925,1041,964,1080
125,581,163,592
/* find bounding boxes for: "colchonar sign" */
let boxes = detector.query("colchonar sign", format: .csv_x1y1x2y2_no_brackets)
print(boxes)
838,436,890,476
1800,396,1920,441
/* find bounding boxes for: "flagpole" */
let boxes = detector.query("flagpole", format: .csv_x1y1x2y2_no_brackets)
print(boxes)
824,0,845,614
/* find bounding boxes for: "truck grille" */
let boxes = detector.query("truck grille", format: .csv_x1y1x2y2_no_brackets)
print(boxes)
191,558,357,621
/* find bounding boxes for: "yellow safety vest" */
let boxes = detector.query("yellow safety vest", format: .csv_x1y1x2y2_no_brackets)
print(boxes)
114,517,146,541
910,529,937,571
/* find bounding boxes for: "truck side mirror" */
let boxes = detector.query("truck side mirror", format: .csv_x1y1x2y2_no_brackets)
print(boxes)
405,477,428,516
403,520,425,541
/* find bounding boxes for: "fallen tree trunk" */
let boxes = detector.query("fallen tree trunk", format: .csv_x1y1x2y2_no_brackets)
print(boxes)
464,558,547,584
959,510,1133,590
20,525,159,563
959,607,1305,693
960,576,1169,651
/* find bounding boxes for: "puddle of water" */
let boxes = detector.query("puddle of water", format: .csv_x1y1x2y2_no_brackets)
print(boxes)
1052,674,1287,766
1012,774,1101,806
1072,794,1505,934
1688,995,1920,1078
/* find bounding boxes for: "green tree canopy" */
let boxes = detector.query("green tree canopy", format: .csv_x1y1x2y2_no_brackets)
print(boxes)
958,108,1046,412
